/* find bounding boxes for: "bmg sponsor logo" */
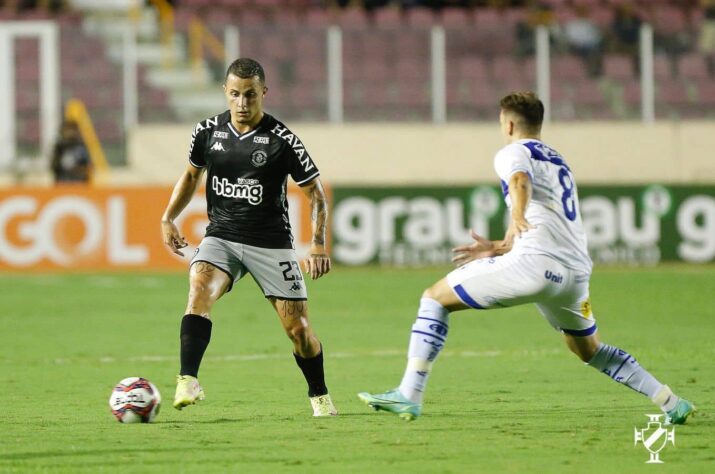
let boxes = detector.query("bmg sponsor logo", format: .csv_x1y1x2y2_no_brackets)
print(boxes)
212,176,263,205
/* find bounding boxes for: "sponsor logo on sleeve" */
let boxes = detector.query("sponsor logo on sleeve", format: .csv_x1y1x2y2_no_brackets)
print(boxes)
271,124,315,173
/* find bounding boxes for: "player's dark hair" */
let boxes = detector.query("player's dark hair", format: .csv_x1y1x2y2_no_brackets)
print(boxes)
225,57,265,84
500,91,544,133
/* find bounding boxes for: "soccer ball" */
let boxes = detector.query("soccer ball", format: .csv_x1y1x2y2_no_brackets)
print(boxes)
109,377,161,423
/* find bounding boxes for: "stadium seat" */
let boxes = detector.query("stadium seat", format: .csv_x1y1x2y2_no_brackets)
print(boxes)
553,55,588,81
603,54,635,81
657,80,690,106
405,8,435,28
491,57,522,82
455,57,489,81
650,6,688,35
395,82,430,107
573,80,605,107
589,5,615,27
395,59,429,80
305,8,331,27
622,80,641,106
442,8,471,28
678,54,710,81
374,8,403,28
394,30,429,59
695,80,715,106
295,60,327,81
336,8,370,29
653,54,673,80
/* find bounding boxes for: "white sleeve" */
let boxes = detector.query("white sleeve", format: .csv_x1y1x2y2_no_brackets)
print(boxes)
493,143,533,183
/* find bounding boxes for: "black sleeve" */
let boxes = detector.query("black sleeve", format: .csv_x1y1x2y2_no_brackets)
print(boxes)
287,136,320,186
188,123,208,168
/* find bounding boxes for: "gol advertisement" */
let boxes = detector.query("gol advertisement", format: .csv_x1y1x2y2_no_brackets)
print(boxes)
0,186,315,271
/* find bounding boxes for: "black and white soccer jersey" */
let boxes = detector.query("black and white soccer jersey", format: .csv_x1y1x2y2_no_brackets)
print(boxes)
188,111,320,249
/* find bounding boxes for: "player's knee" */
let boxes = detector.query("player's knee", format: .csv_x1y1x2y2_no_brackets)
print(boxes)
422,286,440,301
421,284,453,308
286,323,312,344
566,337,599,362
188,280,215,307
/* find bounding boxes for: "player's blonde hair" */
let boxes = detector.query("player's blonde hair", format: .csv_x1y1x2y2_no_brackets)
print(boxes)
500,91,544,134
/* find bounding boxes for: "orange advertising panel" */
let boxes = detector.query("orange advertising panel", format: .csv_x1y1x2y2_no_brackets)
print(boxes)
0,186,315,272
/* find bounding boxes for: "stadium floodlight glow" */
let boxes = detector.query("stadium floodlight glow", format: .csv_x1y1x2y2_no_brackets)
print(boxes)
0,21,60,170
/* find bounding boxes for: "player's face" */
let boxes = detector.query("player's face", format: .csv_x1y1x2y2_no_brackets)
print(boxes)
223,74,267,127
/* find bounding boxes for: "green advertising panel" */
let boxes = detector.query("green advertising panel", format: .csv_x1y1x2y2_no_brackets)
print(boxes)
330,185,715,266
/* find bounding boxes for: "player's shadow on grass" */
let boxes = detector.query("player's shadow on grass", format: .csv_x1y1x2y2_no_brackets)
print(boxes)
2,447,223,461
161,417,247,424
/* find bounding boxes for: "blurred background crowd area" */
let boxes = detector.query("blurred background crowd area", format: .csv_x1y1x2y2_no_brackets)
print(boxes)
3,0,715,165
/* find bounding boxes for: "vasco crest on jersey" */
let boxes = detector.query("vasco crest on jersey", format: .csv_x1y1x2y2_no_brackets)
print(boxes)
251,149,268,167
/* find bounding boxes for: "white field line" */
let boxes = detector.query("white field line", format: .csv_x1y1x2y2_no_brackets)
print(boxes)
57,348,561,365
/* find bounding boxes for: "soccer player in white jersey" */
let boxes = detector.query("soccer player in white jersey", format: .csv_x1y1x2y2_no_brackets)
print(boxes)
358,91,695,424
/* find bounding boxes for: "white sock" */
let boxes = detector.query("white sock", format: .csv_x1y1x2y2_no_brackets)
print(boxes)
587,343,678,411
398,298,449,404
652,385,680,413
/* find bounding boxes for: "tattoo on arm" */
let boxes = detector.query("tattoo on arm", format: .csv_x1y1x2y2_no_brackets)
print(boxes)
309,184,328,247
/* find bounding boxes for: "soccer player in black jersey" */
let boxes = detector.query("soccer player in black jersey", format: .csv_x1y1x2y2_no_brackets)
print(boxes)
161,58,337,416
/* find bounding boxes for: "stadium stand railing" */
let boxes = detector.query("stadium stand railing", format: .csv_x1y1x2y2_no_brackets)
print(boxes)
4,0,714,173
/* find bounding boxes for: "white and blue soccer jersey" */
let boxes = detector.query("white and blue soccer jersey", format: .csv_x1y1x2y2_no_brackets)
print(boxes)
494,139,592,274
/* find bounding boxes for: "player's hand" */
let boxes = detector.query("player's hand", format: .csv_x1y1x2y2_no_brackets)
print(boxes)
304,245,331,280
500,217,534,252
451,229,495,266
511,216,534,237
161,219,188,256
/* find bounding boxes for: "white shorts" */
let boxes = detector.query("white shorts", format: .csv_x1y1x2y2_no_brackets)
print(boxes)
191,236,308,300
446,252,596,336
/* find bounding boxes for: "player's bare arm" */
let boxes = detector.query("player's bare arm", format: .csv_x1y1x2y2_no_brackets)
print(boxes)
161,164,205,256
452,171,534,266
300,177,331,280
498,171,534,253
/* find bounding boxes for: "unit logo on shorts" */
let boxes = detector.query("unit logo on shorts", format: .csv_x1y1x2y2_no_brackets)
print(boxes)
251,149,268,167
581,298,593,318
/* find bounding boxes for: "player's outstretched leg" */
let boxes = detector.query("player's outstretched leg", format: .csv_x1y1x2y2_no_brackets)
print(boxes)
174,314,210,410
569,334,696,424
358,294,452,421
273,299,337,416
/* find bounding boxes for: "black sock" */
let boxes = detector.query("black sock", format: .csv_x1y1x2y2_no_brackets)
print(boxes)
294,346,328,397
179,314,212,377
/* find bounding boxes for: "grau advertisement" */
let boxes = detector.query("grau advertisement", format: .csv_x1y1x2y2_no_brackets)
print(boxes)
330,185,715,266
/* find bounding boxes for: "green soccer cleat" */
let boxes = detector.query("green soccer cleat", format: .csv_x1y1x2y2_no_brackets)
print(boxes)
173,375,205,410
664,399,696,425
357,389,422,421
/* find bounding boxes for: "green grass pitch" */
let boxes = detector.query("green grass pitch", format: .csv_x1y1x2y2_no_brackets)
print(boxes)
1,265,713,473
